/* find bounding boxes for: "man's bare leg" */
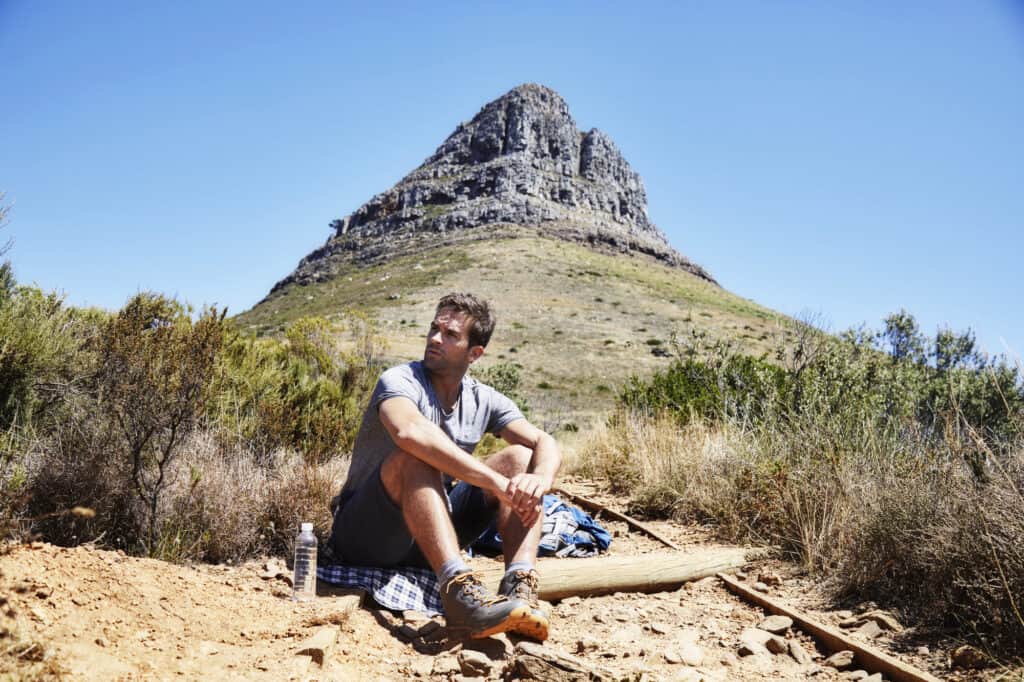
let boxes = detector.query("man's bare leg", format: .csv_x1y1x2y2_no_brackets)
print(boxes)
379,449,460,573
484,445,544,566
483,444,550,641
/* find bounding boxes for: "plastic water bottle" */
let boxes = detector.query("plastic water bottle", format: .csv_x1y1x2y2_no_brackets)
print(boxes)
292,522,317,602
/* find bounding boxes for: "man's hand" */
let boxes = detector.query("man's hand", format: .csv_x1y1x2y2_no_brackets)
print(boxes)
506,472,551,528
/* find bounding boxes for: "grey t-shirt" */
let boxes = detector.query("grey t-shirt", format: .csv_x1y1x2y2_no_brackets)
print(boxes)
339,361,525,497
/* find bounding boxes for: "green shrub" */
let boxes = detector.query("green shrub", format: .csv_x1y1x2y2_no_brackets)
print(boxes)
474,362,530,417
579,311,1024,655
211,313,384,463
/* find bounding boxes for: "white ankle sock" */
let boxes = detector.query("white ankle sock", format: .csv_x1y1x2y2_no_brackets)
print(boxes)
438,557,470,586
506,560,534,575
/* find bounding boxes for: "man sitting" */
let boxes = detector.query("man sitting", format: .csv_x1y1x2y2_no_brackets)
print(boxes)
327,292,561,640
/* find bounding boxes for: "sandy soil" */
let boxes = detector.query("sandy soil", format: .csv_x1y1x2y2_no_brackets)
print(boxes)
0,481,986,681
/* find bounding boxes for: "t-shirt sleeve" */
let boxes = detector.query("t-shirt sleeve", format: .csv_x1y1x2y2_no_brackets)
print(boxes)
487,389,526,435
371,364,424,411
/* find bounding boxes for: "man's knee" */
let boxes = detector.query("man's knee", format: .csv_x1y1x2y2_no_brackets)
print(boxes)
486,444,533,477
380,449,444,504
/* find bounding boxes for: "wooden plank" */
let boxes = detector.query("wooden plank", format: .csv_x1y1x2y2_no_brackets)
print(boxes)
718,573,942,682
477,549,753,601
552,487,682,551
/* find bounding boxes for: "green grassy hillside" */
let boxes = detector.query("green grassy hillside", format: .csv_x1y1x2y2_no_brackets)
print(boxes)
234,234,789,428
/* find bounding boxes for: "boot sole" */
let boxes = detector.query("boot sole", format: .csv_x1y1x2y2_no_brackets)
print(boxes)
451,605,550,641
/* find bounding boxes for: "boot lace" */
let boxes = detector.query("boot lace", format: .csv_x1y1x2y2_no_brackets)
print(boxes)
508,570,539,605
446,571,506,607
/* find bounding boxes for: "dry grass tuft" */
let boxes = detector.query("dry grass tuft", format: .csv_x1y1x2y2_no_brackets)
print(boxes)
575,409,1024,653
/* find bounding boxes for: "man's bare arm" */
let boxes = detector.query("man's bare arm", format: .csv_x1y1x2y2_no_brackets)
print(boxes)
499,419,563,526
378,396,512,501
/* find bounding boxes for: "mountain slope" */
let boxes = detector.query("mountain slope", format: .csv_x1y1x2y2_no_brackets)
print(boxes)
236,234,785,427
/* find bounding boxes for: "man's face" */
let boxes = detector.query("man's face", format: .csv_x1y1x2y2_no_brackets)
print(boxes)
423,307,482,374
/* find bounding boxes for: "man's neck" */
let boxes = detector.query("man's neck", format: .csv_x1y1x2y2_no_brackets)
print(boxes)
425,365,465,409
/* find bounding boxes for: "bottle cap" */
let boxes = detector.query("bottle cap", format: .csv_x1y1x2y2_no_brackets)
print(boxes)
301,522,313,532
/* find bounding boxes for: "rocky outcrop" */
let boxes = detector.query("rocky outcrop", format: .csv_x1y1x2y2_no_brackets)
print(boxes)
270,84,714,294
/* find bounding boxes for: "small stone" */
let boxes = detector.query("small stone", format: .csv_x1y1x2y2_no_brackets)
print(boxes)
916,646,930,655
432,655,460,676
855,620,883,640
844,671,868,680
740,628,772,647
735,571,748,580
864,674,883,682
752,582,770,593
411,658,433,677
839,616,862,629
825,650,855,669
864,610,903,632
560,596,582,606
758,571,783,586
650,622,670,635
664,649,683,664
679,642,704,666
951,644,987,670
738,641,770,657
758,615,793,635
458,649,492,677
789,640,812,664
765,636,788,654
575,637,599,653
835,610,854,620
593,613,607,623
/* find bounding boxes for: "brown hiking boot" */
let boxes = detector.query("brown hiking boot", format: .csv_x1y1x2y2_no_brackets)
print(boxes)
440,571,545,639
497,569,549,641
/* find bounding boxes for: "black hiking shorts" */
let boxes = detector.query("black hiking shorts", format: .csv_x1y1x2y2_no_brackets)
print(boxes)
326,463,494,568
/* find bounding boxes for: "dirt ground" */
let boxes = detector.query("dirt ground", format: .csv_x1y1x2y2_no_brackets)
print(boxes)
0,480,995,681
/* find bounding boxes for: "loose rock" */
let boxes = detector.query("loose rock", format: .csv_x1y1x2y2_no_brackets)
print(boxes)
864,610,903,632
738,641,770,657
432,655,460,676
758,615,793,635
679,642,704,666
951,644,988,670
843,671,868,680
752,582,770,593
788,640,812,664
458,649,492,677
825,650,856,669
765,636,788,654
855,620,883,640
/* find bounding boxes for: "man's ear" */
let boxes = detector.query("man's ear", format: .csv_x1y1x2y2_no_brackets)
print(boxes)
468,345,485,364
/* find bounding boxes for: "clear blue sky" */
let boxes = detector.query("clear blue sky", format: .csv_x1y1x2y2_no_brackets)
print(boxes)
3,2,1022,358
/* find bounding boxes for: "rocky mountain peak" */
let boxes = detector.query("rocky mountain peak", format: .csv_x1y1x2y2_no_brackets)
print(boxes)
271,84,714,294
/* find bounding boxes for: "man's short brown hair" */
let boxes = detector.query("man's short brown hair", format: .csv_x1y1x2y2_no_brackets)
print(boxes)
435,293,495,348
